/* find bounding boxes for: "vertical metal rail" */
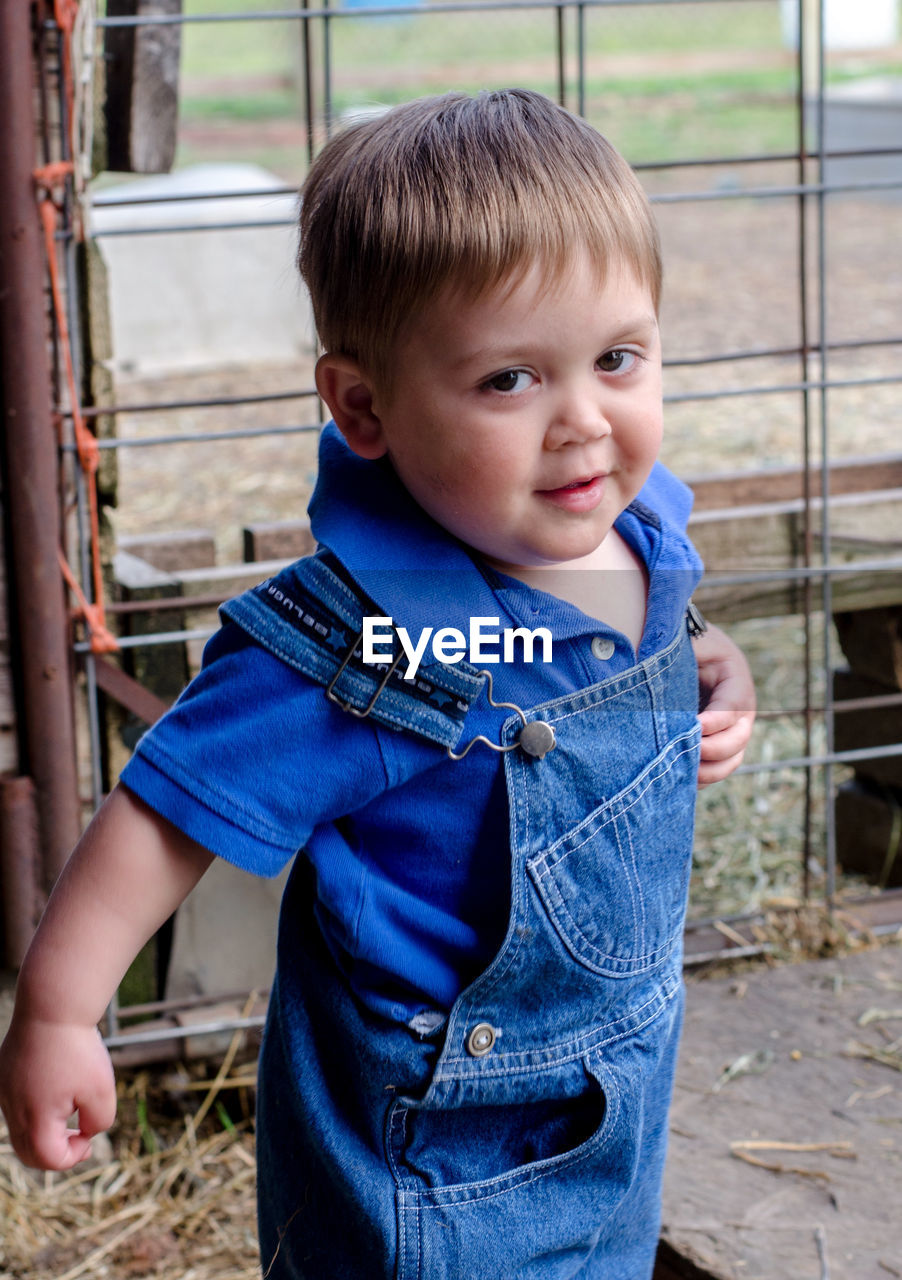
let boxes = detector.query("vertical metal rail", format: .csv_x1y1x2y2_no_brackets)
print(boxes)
556,4,567,108
576,3,586,119
51,24,106,819
322,0,334,137
796,0,816,899
301,5,316,167
0,0,82,891
813,0,836,907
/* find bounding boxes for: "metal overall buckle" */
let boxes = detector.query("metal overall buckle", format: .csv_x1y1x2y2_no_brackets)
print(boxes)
446,669,556,761
325,627,556,761
324,627,406,719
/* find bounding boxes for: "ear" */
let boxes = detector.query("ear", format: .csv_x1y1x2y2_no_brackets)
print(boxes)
315,354,387,460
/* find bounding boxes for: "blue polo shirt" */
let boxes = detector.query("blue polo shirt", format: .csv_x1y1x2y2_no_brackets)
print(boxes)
121,424,703,1021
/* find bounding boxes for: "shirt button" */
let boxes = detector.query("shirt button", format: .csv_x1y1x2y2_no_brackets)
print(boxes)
591,636,616,661
466,1022,498,1057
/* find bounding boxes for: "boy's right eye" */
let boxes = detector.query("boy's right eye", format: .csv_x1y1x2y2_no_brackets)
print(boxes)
482,369,532,394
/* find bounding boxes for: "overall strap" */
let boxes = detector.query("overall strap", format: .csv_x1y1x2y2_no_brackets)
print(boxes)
221,553,487,751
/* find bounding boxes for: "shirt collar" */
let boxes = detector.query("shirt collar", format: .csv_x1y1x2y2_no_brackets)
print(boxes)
308,422,504,637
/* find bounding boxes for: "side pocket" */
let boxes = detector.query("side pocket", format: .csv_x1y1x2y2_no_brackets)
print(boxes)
390,1061,634,1280
395,1076,605,1193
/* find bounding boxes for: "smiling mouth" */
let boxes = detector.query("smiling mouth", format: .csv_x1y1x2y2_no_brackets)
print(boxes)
540,474,604,494
538,474,607,510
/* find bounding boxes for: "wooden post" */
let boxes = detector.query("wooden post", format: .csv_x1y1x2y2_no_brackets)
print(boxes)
104,0,183,174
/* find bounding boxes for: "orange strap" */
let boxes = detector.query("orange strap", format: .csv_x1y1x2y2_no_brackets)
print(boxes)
58,553,120,656
53,1,80,139
35,157,118,656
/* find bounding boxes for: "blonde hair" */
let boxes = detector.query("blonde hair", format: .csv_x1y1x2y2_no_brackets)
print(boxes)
298,89,661,389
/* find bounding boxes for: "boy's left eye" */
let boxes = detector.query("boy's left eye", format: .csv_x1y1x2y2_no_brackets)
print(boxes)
597,349,635,374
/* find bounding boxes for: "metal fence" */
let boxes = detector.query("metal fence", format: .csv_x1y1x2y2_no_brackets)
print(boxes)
16,0,902,1049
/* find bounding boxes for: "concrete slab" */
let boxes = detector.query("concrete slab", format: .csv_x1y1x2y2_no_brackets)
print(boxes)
90,163,316,374
165,857,288,1001
662,943,902,1279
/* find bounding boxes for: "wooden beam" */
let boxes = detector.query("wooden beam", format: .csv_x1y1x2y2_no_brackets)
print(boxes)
93,653,171,727
690,487,902,622
244,519,315,564
688,453,902,512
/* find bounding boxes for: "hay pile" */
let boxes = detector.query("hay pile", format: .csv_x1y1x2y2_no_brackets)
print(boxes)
0,1064,260,1280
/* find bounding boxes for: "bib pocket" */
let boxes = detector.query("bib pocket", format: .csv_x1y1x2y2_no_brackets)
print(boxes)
527,725,701,977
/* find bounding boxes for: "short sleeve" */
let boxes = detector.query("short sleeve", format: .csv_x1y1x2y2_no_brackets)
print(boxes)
120,621,393,877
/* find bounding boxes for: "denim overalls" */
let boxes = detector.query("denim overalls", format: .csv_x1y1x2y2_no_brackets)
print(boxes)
237,556,702,1280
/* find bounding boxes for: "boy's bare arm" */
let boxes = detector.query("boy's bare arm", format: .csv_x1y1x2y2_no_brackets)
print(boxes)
694,623,756,787
0,786,213,1170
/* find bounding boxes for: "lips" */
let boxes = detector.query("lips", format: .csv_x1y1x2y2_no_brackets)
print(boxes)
538,473,607,512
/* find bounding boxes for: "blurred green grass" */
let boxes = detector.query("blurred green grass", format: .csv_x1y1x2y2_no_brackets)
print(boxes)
175,1,901,171
177,0,800,167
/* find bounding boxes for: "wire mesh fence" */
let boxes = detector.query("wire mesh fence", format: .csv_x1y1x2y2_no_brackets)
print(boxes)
33,0,902,1046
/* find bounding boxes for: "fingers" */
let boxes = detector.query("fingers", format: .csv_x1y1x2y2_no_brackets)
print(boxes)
698,704,755,746
0,1025,117,1171
697,710,755,787
26,1114,94,1171
14,1079,116,1170
74,1077,118,1146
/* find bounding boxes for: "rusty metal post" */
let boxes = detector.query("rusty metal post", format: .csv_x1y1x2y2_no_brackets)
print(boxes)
0,778,43,968
0,1,82,897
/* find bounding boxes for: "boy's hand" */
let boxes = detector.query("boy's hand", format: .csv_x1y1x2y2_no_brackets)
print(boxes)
0,1014,116,1170
0,786,213,1172
693,623,756,787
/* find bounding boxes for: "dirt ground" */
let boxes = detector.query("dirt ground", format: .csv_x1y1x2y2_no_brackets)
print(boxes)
663,938,902,1280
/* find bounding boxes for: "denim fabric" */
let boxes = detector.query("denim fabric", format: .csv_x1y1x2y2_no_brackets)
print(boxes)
222,553,489,749
257,620,701,1279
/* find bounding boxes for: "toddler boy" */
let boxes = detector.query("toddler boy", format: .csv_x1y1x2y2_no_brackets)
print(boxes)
0,89,754,1278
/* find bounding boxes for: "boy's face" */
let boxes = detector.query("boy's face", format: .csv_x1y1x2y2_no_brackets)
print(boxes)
339,257,663,574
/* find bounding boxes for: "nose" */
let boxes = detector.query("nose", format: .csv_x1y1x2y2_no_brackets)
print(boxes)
544,380,613,450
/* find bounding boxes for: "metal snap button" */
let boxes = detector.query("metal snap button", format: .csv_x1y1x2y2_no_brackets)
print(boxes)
590,635,616,661
466,1022,498,1057
517,720,556,759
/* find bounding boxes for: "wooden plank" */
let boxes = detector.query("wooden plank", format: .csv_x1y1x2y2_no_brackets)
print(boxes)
244,519,315,563
653,1241,723,1280
690,488,902,622
688,453,902,511
175,558,290,602
662,947,902,1279
113,550,189,706
93,654,171,728
118,529,216,575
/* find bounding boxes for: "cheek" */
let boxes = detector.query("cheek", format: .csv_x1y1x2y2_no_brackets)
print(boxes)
629,403,663,460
